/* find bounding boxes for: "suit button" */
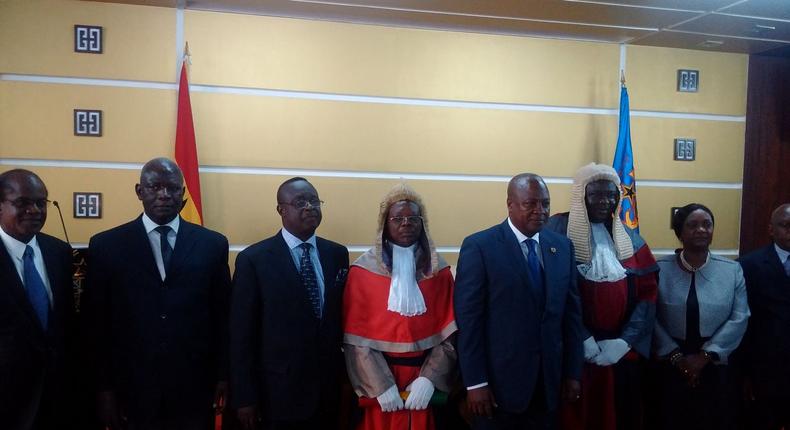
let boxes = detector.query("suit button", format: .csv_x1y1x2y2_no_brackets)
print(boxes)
160,314,167,320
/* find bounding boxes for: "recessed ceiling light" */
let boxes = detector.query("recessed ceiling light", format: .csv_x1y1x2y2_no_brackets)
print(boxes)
698,40,724,48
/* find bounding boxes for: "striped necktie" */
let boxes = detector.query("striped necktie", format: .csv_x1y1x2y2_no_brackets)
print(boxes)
155,225,173,276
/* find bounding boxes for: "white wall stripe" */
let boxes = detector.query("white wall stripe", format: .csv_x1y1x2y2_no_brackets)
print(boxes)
0,158,743,190
0,73,746,122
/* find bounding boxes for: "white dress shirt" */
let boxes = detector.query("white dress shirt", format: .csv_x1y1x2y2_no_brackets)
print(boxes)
142,213,180,281
0,226,53,306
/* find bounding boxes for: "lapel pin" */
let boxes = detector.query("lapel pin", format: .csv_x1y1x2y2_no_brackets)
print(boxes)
550,247,557,254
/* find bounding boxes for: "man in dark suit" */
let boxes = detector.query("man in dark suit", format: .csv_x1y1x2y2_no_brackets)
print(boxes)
0,169,73,430
88,158,231,430
454,173,583,430
230,177,349,430
739,203,790,430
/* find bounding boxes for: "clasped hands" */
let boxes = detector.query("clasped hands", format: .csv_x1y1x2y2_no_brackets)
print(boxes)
584,336,630,366
673,351,711,388
377,377,435,412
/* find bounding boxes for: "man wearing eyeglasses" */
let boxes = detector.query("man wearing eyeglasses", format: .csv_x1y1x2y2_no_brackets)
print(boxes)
230,177,349,430
0,169,73,430
87,157,231,430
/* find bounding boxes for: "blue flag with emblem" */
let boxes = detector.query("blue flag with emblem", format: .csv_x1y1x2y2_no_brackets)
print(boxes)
613,85,639,233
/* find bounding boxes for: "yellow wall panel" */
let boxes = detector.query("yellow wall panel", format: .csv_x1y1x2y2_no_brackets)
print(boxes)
185,10,619,107
597,117,745,182
626,45,747,116
0,81,175,161
192,91,612,177
0,0,176,82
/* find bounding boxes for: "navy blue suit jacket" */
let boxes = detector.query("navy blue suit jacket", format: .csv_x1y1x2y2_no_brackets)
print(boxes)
0,233,73,430
454,220,583,413
87,216,231,422
229,231,349,421
738,244,790,394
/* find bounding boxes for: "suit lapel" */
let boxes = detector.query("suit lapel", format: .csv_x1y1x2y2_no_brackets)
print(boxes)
497,221,532,288
539,232,560,310
317,237,337,305
39,236,68,329
133,217,162,281
168,219,198,279
762,246,790,286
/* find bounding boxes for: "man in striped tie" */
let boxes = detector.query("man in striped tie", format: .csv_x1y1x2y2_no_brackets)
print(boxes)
0,169,73,430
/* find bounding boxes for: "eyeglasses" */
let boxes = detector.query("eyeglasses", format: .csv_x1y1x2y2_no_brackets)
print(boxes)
388,216,424,225
142,184,183,194
3,198,51,210
279,199,324,210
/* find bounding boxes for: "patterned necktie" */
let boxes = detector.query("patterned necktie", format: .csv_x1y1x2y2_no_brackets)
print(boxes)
23,245,49,330
784,255,790,278
299,243,321,318
525,238,544,285
155,225,173,276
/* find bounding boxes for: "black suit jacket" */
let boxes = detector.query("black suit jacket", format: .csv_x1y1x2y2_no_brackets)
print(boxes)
230,231,349,421
739,244,790,395
86,216,231,422
0,233,73,430
454,221,583,413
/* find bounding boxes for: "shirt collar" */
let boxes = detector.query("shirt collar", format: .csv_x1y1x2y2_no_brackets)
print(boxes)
281,227,317,250
775,243,790,263
507,217,540,244
0,225,38,261
141,213,180,235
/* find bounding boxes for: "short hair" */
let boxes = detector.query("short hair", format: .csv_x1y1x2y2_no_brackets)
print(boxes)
0,169,44,201
276,177,310,202
671,203,715,239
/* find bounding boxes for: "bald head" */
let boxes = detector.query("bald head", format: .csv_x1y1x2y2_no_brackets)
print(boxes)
507,173,546,200
770,203,790,252
135,158,185,225
140,157,183,183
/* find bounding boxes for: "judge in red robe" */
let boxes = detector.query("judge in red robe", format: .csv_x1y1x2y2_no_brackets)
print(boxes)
546,163,658,430
343,183,457,430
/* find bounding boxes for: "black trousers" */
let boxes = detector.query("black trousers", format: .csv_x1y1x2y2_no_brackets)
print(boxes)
654,362,738,430
473,378,554,430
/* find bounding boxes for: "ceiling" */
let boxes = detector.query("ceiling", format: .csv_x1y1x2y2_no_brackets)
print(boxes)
92,0,790,54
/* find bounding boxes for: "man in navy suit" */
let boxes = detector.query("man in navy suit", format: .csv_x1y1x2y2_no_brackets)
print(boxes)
230,177,349,430
739,203,790,430
0,169,73,430
88,158,231,430
454,173,583,430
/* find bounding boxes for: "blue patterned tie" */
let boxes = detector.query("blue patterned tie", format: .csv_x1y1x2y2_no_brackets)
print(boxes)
299,243,321,318
155,225,173,276
23,246,49,330
525,239,544,286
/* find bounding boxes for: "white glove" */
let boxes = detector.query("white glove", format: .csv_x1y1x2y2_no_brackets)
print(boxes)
377,384,404,412
404,376,434,410
583,336,601,362
593,338,630,366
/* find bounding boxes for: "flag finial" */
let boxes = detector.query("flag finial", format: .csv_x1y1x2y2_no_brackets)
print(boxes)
620,70,626,87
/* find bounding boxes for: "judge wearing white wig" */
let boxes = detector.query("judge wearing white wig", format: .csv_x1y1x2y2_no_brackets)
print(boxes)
342,183,457,430
546,163,659,430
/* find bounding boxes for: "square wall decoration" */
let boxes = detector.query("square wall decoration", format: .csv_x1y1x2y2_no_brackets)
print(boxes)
73,193,102,219
74,109,102,136
74,25,103,53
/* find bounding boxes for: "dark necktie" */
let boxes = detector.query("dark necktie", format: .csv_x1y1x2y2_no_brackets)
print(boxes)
784,255,790,278
23,245,49,330
155,225,173,276
525,238,544,286
299,243,321,318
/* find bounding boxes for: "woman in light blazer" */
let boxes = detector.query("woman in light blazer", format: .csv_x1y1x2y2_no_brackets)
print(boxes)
652,203,749,430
